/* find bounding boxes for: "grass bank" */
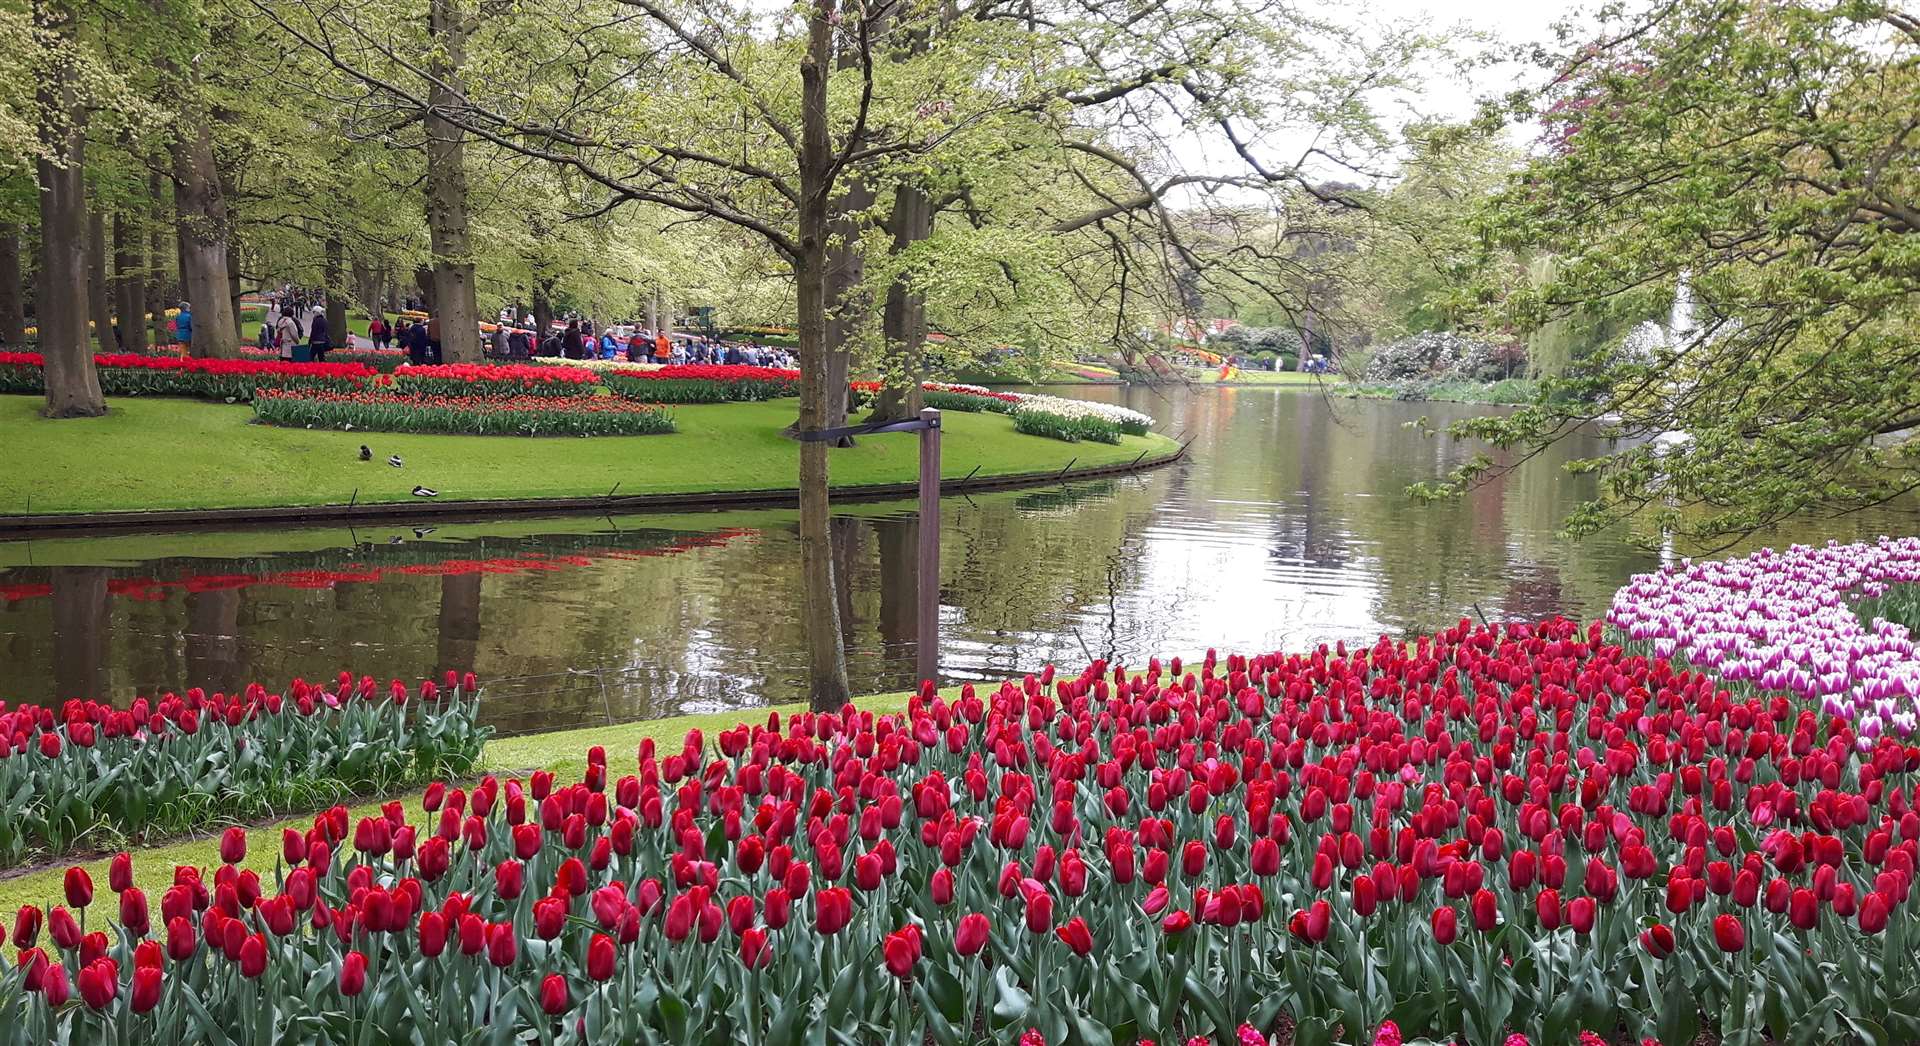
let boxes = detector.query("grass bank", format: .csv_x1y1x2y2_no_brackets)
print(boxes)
0,396,1176,516
0,692,915,913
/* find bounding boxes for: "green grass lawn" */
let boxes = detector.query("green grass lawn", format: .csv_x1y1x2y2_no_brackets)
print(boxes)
0,396,1177,515
0,693,916,912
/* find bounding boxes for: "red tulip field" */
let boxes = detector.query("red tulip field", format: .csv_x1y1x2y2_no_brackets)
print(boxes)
4,617,1918,1044
0,675,488,866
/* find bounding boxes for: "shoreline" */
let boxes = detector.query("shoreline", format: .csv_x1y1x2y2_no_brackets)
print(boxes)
0,443,1183,535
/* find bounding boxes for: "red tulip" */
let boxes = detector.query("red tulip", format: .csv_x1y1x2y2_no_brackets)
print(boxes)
339,951,368,996
64,868,93,909
13,905,41,949
1055,916,1094,956
1640,923,1675,959
78,958,117,1009
741,926,772,969
1250,837,1280,877
1713,914,1746,952
1568,896,1596,934
419,911,449,958
220,827,248,865
130,965,161,1013
1432,906,1458,945
1024,887,1054,933
1304,900,1331,943
41,962,70,1007
884,929,919,977
110,852,133,893
1535,889,1561,931
540,973,569,1015
814,887,853,936
166,916,197,962
488,921,518,967
931,867,955,906
120,887,150,937
240,933,267,978
1789,888,1819,931
1471,889,1498,932
49,906,80,950
1860,892,1891,934
955,912,991,955
588,933,616,981
1161,909,1193,934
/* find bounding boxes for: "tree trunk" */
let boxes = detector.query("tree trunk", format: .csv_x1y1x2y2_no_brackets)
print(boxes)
149,171,171,349
173,119,239,358
114,204,148,354
426,0,480,363
870,182,933,422
351,254,379,320
532,276,554,341
798,0,850,711
823,177,873,432
0,221,23,347
34,16,104,418
87,209,116,354
325,232,347,345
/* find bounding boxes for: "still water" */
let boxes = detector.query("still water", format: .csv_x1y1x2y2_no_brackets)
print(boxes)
4,386,1915,733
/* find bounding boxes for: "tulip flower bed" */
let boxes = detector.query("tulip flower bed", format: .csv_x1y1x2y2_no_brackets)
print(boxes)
8,617,1919,1045
603,364,801,403
0,352,375,402
251,389,675,437
1609,537,1920,744
0,674,487,867
239,347,412,372
386,363,599,399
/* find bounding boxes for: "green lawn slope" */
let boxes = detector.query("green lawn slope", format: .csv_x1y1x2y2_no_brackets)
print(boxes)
0,396,1177,516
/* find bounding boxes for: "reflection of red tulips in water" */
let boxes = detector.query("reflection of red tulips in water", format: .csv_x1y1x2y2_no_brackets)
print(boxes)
0,529,756,605
7,617,1920,1045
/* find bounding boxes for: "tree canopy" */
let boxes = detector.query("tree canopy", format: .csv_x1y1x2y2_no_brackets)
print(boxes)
1422,0,1920,547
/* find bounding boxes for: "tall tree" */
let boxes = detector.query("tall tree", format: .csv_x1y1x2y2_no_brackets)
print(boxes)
33,0,103,417
425,0,481,362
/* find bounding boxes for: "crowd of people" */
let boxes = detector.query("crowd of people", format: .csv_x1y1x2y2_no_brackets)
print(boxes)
240,290,795,369
513,319,794,368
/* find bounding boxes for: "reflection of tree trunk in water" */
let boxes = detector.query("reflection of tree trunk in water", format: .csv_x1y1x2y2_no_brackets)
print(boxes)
435,574,483,677
828,516,861,655
50,567,110,701
874,518,919,670
184,588,242,694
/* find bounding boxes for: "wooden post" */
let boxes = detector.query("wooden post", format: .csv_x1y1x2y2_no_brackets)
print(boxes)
916,407,941,686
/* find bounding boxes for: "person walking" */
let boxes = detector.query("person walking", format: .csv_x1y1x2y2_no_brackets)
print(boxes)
275,307,301,360
491,324,509,358
563,320,584,360
507,325,531,358
368,315,388,349
307,307,331,362
653,329,672,366
406,318,431,365
173,302,193,352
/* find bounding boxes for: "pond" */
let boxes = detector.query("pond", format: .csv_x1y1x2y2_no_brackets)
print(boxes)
4,385,1915,733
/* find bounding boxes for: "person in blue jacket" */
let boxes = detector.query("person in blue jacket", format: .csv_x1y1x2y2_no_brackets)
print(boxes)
173,302,193,349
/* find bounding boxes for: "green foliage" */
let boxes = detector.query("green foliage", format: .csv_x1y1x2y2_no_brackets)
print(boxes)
1856,582,1920,636
1434,0,1920,544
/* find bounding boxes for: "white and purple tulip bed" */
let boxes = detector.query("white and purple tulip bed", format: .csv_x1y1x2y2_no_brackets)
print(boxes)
1608,536,1920,744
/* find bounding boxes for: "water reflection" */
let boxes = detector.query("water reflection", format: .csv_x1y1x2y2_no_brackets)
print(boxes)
3,386,1915,732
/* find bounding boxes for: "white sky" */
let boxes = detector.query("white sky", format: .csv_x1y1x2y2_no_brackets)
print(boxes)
1370,0,1586,124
